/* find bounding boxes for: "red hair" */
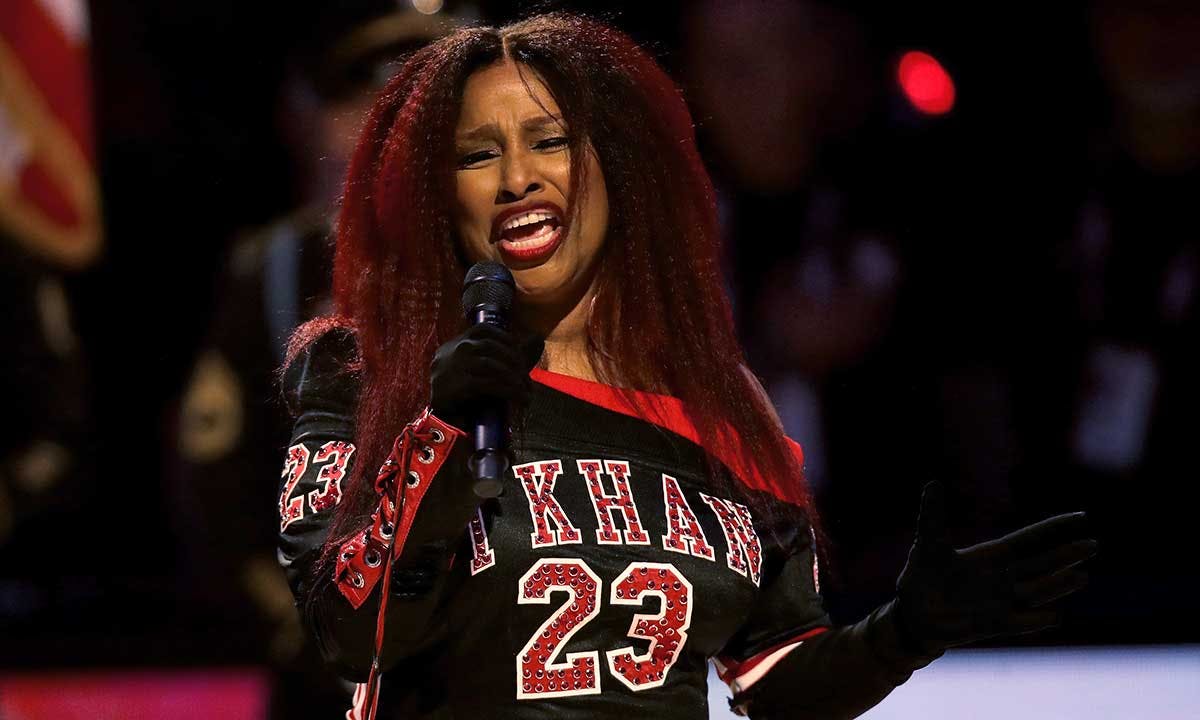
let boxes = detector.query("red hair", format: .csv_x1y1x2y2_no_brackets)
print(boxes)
284,13,820,577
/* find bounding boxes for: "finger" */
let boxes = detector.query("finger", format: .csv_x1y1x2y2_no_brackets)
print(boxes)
474,354,537,392
462,348,527,386
1006,539,1098,580
464,337,522,368
473,357,530,384
1013,568,1089,608
462,322,514,342
467,322,532,352
1002,608,1062,636
959,511,1090,565
915,480,950,550
466,360,530,398
461,325,522,361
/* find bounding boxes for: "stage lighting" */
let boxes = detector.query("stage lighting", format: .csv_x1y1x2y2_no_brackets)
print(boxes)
898,50,955,115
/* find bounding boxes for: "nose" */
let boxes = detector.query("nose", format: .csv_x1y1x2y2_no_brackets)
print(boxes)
496,148,542,203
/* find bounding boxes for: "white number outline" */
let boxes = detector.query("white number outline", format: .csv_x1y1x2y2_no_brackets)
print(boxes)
516,559,603,699
605,562,693,691
516,559,694,699
278,443,310,531
306,441,355,513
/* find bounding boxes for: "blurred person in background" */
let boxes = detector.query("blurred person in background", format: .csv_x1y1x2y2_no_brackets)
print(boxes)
0,0,102,642
168,3,460,716
1041,0,1200,640
681,0,953,616
678,0,1200,646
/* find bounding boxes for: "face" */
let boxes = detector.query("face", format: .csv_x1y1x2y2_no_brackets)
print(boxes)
452,60,609,313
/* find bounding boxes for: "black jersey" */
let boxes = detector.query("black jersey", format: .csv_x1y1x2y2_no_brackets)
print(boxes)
278,330,932,719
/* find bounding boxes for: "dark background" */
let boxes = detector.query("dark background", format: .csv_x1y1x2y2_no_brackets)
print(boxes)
3,0,1196,699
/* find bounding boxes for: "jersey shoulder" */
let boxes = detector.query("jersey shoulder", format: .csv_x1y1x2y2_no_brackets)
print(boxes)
281,325,361,420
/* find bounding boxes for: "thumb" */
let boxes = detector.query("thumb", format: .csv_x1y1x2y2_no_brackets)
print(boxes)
915,480,950,551
517,333,545,372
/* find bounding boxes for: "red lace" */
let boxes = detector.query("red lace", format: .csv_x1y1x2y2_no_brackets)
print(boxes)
360,417,444,720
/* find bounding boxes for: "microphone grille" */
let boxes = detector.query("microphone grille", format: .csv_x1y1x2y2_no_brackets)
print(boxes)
462,261,515,315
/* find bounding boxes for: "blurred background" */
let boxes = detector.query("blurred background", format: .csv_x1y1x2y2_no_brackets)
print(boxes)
1,0,1197,717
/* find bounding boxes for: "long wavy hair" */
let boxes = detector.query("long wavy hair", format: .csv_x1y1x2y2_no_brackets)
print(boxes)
284,12,820,579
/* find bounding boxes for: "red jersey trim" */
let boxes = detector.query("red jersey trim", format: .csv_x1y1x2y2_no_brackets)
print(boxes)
334,410,465,609
714,625,830,685
529,368,806,508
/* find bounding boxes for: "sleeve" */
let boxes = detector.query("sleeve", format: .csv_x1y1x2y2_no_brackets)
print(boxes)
277,328,481,681
718,508,943,719
712,507,832,693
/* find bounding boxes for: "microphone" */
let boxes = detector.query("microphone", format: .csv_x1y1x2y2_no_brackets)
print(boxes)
461,262,516,499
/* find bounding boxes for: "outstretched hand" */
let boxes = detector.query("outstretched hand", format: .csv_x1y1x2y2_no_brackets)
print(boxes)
892,481,1097,656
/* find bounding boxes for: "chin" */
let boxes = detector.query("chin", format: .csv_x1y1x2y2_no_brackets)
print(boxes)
512,273,563,300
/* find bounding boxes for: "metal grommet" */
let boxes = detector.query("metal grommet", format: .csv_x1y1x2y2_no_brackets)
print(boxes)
364,549,382,568
417,445,436,464
350,572,365,588
406,470,421,487
380,522,395,539
428,428,445,444
341,550,353,562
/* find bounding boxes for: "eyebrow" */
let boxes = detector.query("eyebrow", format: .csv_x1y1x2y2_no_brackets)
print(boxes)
456,115,566,142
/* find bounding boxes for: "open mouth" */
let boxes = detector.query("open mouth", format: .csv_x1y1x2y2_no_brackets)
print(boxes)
498,210,561,246
494,207,565,263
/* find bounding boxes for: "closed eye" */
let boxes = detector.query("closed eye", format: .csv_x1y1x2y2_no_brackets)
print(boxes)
534,137,569,151
456,137,567,169
457,150,497,168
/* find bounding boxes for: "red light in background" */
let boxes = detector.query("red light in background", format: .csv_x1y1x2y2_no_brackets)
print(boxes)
898,51,955,115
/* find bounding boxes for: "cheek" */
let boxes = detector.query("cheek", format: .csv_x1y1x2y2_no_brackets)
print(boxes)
454,174,496,262
455,233,492,265
579,157,609,253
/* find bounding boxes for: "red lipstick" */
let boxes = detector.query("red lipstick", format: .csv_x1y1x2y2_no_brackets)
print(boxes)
491,201,566,266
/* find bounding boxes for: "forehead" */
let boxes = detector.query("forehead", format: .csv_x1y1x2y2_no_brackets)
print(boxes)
456,60,562,131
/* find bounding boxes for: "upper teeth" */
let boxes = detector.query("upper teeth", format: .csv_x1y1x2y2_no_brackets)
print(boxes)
502,210,555,231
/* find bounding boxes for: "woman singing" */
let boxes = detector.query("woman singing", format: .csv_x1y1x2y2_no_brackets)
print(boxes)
276,13,1095,719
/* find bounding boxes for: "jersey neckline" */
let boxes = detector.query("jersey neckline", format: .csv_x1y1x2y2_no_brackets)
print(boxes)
529,367,806,508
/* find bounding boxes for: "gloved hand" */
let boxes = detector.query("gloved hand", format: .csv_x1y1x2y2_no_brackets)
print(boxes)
892,480,1097,656
429,323,544,430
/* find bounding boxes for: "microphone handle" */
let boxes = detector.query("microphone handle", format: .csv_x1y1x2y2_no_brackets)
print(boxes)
469,305,509,499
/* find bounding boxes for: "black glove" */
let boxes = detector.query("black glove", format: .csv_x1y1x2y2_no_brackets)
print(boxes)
429,323,544,430
892,480,1097,656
